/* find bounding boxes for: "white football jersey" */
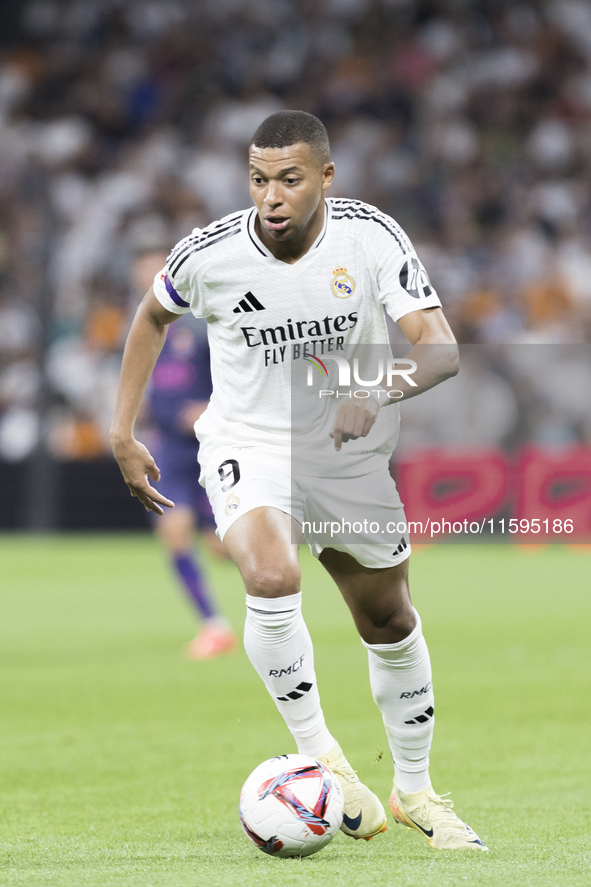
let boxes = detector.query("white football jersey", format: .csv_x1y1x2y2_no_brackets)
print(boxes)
153,198,441,471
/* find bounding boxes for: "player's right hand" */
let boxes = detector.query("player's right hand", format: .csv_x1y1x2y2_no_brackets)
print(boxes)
110,436,175,515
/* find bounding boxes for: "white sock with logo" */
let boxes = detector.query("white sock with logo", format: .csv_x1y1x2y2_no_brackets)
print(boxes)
363,609,434,793
244,593,334,758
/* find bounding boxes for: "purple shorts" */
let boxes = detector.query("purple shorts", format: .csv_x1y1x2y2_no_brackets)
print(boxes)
153,436,215,530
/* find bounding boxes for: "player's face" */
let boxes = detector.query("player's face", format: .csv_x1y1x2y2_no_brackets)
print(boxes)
248,143,335,246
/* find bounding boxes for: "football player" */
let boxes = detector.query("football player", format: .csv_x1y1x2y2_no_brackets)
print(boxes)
112,112,486,850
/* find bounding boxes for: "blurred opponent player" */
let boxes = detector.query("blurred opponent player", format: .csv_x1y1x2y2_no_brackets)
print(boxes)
113,113,487,850
130,246,237,660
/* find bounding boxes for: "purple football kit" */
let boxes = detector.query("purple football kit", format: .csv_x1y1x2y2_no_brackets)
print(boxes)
149,315,215,529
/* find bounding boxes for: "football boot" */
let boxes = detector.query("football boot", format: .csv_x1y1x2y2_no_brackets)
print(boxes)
186,622,238,660
389,782,488,850
317,742,387,840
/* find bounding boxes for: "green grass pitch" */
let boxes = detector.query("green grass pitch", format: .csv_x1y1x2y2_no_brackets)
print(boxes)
0,535,589,886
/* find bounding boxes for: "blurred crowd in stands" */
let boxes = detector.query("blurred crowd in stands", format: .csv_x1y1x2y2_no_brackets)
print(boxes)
1,0,590,462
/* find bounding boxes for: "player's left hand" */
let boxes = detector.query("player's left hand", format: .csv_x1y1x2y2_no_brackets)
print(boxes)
330,395,379,451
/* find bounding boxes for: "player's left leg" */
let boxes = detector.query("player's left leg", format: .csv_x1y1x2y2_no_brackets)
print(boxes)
319,548,487,851
319,549,433,789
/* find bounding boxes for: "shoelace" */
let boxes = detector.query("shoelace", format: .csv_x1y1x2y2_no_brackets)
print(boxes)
412,793,467,834
335,764,359,784
331,760,363,808
322,751,357,782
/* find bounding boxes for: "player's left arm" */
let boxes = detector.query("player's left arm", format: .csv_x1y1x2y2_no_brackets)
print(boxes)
386,306,459,400
330,307,458,451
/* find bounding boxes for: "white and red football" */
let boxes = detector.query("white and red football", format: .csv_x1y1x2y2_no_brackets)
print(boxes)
239,753,344,858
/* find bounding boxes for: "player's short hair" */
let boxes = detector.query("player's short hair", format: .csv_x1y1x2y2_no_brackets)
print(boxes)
250,111,330,166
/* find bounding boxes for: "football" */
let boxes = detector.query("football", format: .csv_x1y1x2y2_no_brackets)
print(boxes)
238,753,344,858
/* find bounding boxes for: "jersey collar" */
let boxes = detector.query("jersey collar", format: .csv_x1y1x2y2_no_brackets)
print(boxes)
246,204,329,263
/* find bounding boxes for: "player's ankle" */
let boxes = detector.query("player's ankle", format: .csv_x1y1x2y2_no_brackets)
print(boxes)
395,770,431,795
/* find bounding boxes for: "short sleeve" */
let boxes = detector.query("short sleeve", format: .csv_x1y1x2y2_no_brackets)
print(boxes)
153,266,192,315
370,224,442,322
152,230,209,318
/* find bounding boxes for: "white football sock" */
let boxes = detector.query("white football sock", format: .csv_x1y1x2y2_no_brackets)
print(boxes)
244,593,334,759
363,609,434,793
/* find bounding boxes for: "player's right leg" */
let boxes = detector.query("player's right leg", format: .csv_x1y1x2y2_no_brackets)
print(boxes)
223,506,386,840
223,505,336,758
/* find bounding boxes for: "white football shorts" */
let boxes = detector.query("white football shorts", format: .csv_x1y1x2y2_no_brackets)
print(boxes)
200,444,411,570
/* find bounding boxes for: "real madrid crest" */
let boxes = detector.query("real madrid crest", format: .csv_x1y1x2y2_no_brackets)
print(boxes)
331,267,356,299
225,493,240,516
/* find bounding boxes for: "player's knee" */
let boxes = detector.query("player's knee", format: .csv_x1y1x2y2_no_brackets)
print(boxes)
386,605,417,642
243,562,301,598
360,600,416,644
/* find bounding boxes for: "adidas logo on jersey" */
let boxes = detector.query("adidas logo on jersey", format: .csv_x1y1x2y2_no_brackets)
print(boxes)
233,292,266,313
393,537,408,556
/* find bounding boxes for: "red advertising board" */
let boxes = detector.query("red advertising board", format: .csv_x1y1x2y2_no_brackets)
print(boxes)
516,446,591,541
395,446,591,542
